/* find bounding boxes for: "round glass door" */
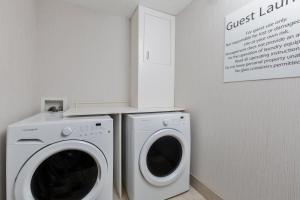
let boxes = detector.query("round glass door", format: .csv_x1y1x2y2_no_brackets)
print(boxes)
147,136,182,177
31,150,99,200
14,141,108,200
139,129,187,187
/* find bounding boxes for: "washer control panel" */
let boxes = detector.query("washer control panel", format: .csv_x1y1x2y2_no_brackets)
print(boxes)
61,121,111,138
78,122,111,137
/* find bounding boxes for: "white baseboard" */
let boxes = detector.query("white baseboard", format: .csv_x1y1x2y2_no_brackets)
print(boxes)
190,175,223,200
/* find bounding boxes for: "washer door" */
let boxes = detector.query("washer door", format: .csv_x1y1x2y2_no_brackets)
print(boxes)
139,129,187,187
14,140,108,200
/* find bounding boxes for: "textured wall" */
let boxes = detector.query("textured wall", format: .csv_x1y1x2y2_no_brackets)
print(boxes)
37,0,130,107
175,0,300,199
0,0,39,199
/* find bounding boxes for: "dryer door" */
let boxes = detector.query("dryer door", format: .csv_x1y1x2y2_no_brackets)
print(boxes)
139,129,187,187
14,140,108,200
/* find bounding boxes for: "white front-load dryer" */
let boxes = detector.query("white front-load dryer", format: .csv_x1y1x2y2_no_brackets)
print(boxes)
6,112,113,200
124,112,191,200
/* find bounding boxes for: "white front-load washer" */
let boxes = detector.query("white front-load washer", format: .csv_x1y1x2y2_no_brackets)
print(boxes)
124,112,191,200
6,112,113,200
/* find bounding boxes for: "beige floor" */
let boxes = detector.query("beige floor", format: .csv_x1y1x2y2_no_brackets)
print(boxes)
113,186,206,200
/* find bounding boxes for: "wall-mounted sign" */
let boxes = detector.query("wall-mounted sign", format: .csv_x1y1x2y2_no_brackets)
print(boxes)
224,0,300,82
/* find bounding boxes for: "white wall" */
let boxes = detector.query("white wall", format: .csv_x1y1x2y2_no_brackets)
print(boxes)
37,0,130,107
0,0,39,199
176,0,300,200
0,1,131,198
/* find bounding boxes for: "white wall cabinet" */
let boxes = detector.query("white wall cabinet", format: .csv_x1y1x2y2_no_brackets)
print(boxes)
131,6,175,108
144,13,172,65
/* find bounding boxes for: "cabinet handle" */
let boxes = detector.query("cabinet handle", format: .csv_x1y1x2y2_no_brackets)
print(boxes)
146,51,150,60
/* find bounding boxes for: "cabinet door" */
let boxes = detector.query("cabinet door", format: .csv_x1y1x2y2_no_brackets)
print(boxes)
144,13,172,65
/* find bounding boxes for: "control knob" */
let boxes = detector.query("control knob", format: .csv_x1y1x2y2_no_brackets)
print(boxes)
62,127,73,137
163,120,169,127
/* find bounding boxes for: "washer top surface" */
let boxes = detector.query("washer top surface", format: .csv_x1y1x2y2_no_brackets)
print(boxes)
7,112,113,145
9,112,111,127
